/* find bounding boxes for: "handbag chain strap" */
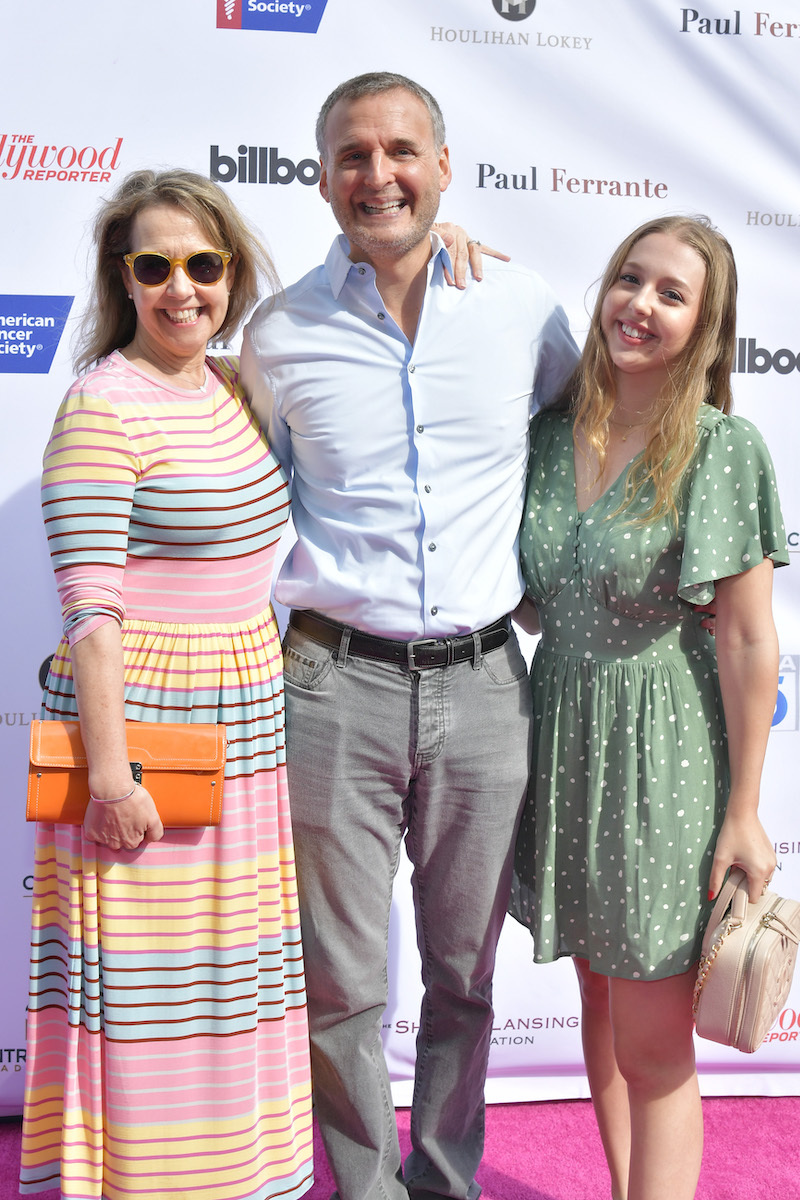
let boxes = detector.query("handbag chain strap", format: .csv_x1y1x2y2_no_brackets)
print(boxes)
692,904,800,1017
692,915,740,1016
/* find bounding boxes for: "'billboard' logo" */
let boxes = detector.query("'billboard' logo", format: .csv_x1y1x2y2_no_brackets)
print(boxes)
211,144,320,186
217,0,328,33
732,338,800,375
0,296,73,374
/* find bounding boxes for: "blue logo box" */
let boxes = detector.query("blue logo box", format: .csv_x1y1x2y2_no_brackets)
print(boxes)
0,295,73,374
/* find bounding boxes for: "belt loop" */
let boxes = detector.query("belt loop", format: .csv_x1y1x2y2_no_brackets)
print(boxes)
471,631,483,670
335,626,353,670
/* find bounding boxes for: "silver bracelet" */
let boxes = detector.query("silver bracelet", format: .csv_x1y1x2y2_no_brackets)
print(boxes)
89,783,137,804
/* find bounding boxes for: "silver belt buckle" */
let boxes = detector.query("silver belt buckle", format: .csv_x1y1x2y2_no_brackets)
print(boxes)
406,637,440,671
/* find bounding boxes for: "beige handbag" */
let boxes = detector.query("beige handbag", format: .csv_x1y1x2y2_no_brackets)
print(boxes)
693,867,800,1053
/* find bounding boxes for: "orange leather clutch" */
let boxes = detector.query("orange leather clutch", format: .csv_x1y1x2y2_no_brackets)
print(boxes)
27,719,226,827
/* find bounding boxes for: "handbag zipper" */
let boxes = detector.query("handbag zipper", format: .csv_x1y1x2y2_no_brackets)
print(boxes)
732,898,787,1041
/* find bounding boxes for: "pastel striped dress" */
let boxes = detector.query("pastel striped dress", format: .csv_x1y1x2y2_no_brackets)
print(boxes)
20,351,313,1200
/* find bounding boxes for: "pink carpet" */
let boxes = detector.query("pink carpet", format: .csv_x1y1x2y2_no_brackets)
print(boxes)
2,1098,797,1199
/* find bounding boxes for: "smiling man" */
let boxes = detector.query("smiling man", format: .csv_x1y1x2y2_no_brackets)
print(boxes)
242,72,577,1200
318,82,450,324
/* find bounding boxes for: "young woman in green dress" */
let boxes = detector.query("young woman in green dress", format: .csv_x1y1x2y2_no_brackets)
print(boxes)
512,216,787,1200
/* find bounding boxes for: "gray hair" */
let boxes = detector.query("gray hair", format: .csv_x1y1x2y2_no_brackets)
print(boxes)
315,72,447,159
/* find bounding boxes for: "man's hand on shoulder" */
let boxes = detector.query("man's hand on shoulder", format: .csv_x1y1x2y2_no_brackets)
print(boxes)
433,222,510,288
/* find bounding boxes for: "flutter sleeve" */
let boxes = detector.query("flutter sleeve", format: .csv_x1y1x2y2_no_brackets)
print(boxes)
678,407,788,606
41,380,137,645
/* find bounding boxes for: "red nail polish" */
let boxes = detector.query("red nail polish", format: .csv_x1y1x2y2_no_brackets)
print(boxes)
708,890,715,901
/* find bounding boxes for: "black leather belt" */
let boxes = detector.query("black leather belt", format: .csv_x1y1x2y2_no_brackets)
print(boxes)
289,610,510,671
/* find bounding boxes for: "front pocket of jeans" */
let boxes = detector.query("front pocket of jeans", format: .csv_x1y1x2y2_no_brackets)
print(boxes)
283,642,335,691
482,640,528,686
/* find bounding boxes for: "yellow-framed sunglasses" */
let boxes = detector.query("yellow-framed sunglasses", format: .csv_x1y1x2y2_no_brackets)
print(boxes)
123,250,232,288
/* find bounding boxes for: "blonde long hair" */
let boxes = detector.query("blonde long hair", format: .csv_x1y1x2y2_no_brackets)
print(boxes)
567,215,737,525
74,168,280,375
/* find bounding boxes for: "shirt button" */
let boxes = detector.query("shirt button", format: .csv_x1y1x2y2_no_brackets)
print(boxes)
377,312,386,320
428,542,436,552
417,424,424,433
424,484,431,493
430,606,438,615
408,363,416,373
357,267,366,275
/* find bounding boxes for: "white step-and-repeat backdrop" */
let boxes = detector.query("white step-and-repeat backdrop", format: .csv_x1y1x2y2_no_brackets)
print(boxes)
2,0,799,1114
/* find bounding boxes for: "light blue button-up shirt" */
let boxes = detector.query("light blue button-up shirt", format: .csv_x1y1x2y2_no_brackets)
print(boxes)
241,234,578,639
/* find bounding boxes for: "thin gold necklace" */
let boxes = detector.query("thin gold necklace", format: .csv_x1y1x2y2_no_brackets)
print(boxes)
609,416,651,443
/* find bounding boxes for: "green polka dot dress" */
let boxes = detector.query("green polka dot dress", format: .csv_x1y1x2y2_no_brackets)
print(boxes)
510,404,788,980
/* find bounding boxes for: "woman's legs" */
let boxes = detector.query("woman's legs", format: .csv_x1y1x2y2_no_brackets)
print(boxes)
574,958,631,1200
574,960,702,1200
609,969,702,1200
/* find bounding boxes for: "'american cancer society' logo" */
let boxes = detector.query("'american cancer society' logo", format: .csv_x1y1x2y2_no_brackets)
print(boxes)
773,655,800,731
217,0,328,33
0,295,73,374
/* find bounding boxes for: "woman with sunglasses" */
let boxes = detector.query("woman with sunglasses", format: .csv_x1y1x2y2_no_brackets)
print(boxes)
20,168,313,1200
20,167,492,1200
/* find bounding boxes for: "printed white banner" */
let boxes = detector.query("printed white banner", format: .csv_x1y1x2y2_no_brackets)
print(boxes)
1,0,799,1113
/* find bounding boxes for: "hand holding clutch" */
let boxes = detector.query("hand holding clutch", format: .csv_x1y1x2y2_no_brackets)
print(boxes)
27,720,226,828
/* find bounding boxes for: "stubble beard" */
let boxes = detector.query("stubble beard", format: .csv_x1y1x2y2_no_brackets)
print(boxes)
335,192,442,263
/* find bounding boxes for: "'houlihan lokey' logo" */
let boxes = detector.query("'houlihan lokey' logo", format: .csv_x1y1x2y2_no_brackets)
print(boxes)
0,295,73,374
493,0,536,20
217,0,328,33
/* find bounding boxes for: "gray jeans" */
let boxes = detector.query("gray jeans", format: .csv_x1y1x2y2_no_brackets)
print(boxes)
283,622,533,1200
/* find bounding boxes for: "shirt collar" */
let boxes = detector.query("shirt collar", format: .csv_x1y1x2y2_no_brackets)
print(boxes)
325,231,452,299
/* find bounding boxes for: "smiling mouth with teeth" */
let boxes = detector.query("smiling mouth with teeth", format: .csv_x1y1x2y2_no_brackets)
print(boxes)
620,321,652,341
361,200,407,214
166,308,202,324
